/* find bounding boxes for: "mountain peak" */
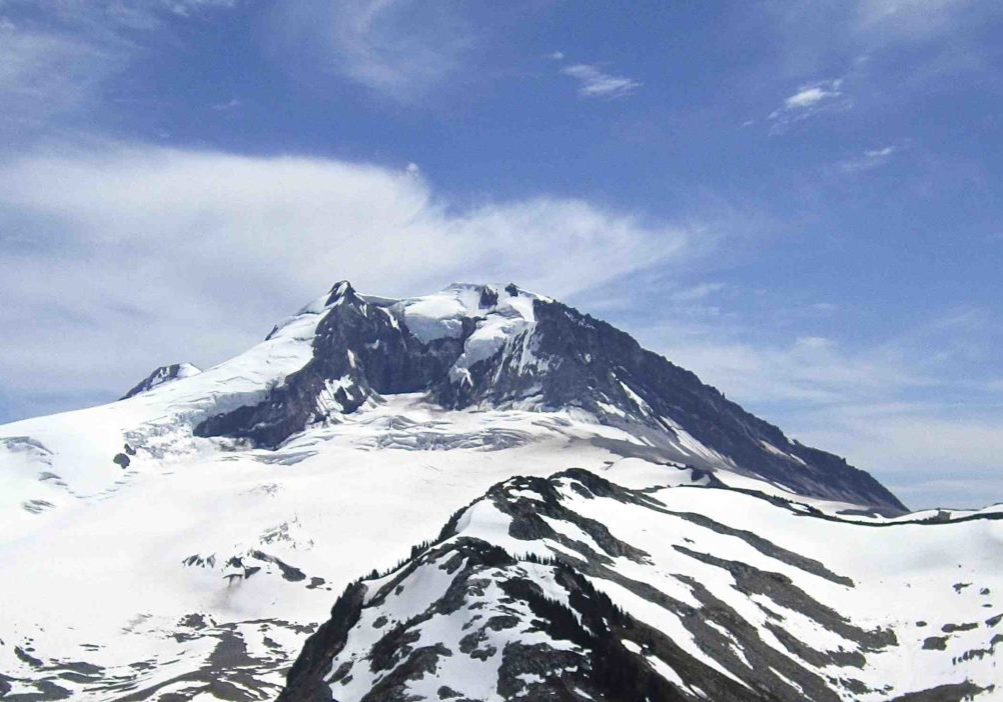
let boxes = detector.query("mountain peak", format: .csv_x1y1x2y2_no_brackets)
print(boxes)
325,280,359,305
191,282,905,512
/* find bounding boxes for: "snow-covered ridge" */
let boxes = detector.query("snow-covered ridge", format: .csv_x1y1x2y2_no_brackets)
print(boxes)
281,466,1003,701
0,293,330,526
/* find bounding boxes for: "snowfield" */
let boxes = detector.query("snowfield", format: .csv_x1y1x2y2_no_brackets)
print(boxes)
1,283,999,701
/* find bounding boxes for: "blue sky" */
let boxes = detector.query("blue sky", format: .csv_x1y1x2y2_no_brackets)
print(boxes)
1,0,1002,508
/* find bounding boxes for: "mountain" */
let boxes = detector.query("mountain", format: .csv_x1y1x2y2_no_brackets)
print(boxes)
195,282,902,512
0,281,998,701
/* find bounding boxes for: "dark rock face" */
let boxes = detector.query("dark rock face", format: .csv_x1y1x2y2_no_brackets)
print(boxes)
435,298,904,512
196,283,467,448
120,363,200,400
278,582,366,702
194,281,904,512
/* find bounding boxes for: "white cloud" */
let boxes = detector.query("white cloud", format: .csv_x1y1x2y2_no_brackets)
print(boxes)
1,1,472,111
164,0,239,17
809,302,839,314
653,333,925,407
986,378,1003,393
865,145,894,158
0,143,701,411
837,144,897,172
798,404,1003,478
265,0,474,102
784,84,839,109
763,1,1001,101
768,78,848,132
561,63,640,100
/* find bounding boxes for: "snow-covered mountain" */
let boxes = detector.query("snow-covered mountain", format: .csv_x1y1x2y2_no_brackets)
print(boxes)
1,282,999,701
195,282,901,511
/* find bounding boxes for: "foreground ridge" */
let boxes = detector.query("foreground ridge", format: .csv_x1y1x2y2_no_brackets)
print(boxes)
281,467,1001,702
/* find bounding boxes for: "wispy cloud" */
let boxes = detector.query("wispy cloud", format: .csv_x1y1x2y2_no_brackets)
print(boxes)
265,0,475,103
863,145,894,158
574,251,1003,510
784,81,843,109
654,333,926,407
210,97,242,111
768,78,849,133
164,0,240,17
0,20,121,134
837,144,897,173
763,0,1002,107
809,302,839,315
798,404,1003,509
854,0,991,42
0,1,239,138
669,282,726,303
561,63,640,100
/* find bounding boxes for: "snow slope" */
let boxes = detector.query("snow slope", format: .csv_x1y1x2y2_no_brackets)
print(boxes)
0,393,647,700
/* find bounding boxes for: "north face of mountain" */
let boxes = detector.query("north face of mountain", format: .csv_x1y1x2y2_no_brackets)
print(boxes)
195,281,904,512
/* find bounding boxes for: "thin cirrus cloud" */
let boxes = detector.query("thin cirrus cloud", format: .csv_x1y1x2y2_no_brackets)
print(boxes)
0,20,121,133
210,97,241,111
264,0,475,103
0,1,240,137
0,143,702,414
853,0,995,42
561,63,641,99
837,145,897,173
